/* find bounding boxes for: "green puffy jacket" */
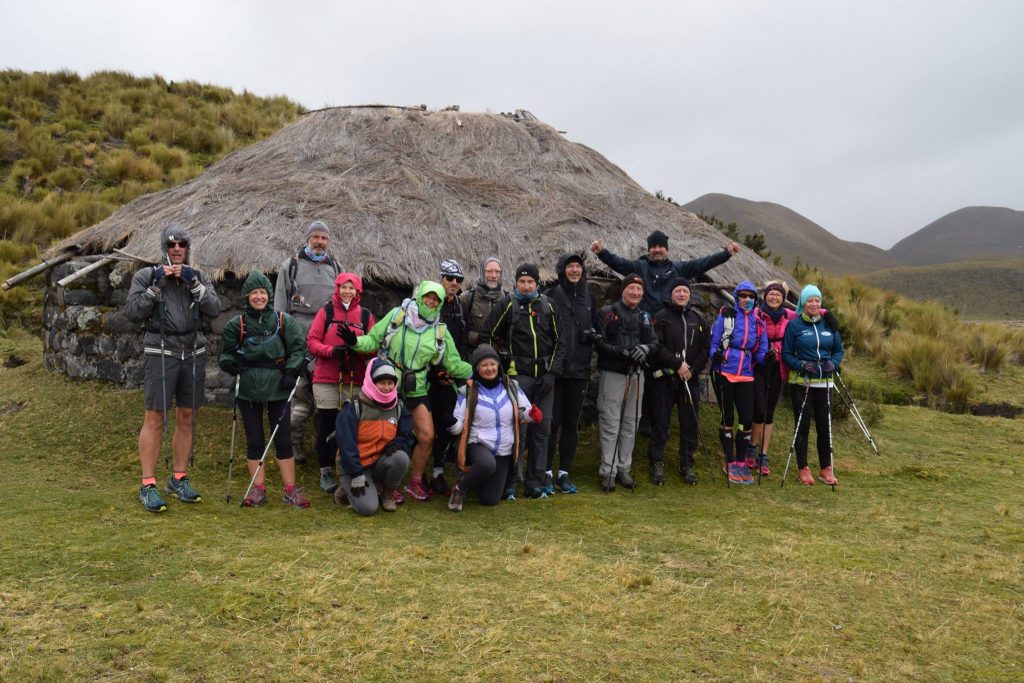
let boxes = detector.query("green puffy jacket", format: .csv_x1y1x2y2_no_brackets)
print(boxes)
352,280,471,398
219,271,307,402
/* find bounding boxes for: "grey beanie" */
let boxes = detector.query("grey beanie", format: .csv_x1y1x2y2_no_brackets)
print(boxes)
306,220,331,240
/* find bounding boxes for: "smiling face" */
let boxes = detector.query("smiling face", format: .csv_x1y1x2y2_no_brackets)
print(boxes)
803,296,822,317
622,282,644,307
307,231,329,256
374,378,396,393
337,281,357,305
247,288,269,311
565,262,583,284
165,240,188,265
764,289,784,310
441,275,463,298
422,292,442,310
647,244,668,262
477,358,499,380
483,261,502,287
671,285,690,307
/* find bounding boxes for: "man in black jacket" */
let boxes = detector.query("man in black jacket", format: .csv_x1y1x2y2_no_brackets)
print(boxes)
485,263,563,498
544,253,599,495
595,274,657,492
649,278,709,485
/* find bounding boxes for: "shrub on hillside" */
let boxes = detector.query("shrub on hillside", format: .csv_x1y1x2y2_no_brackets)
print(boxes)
96,150,163,185
960,325,1010,373
843,301,886,356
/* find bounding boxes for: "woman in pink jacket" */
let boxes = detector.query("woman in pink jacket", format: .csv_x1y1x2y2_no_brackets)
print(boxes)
306,272,376,494
750,281,795,476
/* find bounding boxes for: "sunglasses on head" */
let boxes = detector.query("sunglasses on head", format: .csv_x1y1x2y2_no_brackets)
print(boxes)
443,275,464,283
166,240,189,249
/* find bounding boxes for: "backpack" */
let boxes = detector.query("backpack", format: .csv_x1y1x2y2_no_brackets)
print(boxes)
717,307,764,352
286,251,341,306
236,311,287,369
321,300,372,336
381,306,448,369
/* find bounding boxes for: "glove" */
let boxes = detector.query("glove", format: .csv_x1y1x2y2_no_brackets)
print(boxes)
221,358,240,376
151,266,167,287
350,474,367,497
821,361,836,376
528,405,543,423
338,324,358,346
179,265,197,285
763,349,777,365
801,361,819,377
712,349,725,365
629,344,649,363
332,345,346,360
280,368,298,391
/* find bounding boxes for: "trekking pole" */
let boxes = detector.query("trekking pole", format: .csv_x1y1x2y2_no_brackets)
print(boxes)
630,366,641,494
224,374,241,503
834,372,880,455
607,365,634,491
826,377,836,493
188,301,200,467
781,382,811,488
756,359,772,487
158,298,170,471
240,383,301,506
682,378,719,484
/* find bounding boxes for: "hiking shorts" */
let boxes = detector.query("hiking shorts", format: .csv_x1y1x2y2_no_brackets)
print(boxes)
144,353,206,411
312,381,359,410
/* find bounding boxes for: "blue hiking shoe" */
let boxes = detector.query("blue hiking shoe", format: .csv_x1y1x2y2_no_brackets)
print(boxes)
556,472,577,494
502,486,517,501
139,484,167,513
542,473,555,496
165,475,202,503
525,486,549,499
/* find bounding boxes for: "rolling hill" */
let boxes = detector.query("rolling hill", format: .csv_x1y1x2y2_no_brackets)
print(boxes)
887,206,1024,266
683,193,901,275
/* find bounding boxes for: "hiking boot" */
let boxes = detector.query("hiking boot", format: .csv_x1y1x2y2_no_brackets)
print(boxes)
798,467,815,486
739,462,755,484
319,469,339,494
758,456,771,477
727,463,747,485
430,472,451,496
601,473,616,492
242,486,267,507
282,486,310,508
616,470,636,490
139,484,167,513
502,486,517,501
165,476,202,503
293,445,307,465
525,486,549,499
333,486,349,506
744,455,757,470
404,477,432,502
682,464,698,486
542,473,555,496
448,485,465,512
818,466,839,486
380,489,398,512
556,472,577,494
650,461,665,485
391,488,405,505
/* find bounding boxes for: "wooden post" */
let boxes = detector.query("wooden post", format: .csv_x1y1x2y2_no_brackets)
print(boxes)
1,251,77,290
56,255,118,289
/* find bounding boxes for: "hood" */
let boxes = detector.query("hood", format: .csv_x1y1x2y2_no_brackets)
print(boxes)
797,284,823,314
415,280,446,321
555,252,587,292
333,272,363,307
476,256,502,289
242,271,274,314
734,280,758,312
160,222,191,263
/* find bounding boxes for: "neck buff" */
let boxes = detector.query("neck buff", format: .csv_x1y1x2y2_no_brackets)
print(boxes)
742,299,755,312
513,288,540,303
360,373,398,408
304,246,328,263
761,305,786,323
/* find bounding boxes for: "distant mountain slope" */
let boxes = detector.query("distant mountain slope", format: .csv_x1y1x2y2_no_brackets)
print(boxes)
683,193,900,275
887,206,1024,266
862,258,1024,319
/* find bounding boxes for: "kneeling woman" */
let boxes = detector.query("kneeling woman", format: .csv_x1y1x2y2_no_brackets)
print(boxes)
447,345,540,511
219,272,310,508
334,359,414,515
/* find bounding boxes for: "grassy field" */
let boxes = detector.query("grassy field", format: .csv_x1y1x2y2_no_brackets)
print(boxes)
1,330,1021,682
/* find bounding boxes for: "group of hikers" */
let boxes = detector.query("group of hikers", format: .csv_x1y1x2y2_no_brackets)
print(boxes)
127,221,844,515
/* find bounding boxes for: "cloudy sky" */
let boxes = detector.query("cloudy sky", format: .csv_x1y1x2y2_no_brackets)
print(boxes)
3,0,1021,248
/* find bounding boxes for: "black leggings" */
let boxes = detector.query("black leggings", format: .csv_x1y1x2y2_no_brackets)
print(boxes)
316,408,339,469
429,380,458,469
239,399,293,460
752,362,784,424
790,384,833,469
458,443,511,506
546,377,588,474
716,375,754,429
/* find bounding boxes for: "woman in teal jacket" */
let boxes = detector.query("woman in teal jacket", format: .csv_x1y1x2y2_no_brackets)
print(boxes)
219,271,310,507
338,280,472,501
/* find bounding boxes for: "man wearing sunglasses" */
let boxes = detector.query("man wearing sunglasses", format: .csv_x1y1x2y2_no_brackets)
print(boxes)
126,222,221,512
427,259,470,495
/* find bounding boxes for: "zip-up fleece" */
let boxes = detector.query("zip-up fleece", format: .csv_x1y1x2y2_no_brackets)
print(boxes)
596,300,657,374
652,302,709,374
709,280,768,379
484,293,563,378
545,253,599,380
781,312,845,383
336,392,414,476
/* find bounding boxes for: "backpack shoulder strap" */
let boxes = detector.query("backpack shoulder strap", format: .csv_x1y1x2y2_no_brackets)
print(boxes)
361,307,372,331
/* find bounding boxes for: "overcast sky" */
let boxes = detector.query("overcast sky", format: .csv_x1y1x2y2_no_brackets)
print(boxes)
3,0,1021,248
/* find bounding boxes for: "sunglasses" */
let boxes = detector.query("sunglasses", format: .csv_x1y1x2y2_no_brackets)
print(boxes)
736,292,755,300
443,275,464,283
166,240,190,249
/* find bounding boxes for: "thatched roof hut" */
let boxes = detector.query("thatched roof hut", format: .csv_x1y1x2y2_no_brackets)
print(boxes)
52,106,786,290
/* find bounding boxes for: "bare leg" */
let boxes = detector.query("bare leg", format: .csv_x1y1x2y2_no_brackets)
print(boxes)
138,410,164,478
171,407,194,472
409,404,435,480
277,457,296,487
247,459,266,487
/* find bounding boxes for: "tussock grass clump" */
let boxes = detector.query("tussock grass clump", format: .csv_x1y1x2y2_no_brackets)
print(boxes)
960,325,1011,373
881,330,950,394
96,150,163,185
844,301,885,356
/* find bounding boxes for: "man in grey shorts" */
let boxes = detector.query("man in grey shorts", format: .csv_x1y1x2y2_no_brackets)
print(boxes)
274,220,342,464
125,222,221,512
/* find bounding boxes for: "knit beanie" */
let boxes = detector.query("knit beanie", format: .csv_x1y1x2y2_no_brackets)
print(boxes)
670,277,691,295
369,358,399,383
306,220,330,240
647,229,669,249
514,262,540,284
797,284,823,313
470,343,501,368
621,273,644,290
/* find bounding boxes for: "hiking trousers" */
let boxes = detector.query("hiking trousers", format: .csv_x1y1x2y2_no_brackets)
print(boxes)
597,369,644,477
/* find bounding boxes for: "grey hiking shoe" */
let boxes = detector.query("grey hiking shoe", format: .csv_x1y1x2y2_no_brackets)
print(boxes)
165,476,202,503
139,484,167,513
650,461,665,485
242,486,267,507
601,472,616,492
616,470,636,490
380,489,397,512
319,468,339,494
293,445,307,465
682,464,698,486
448,485,465,512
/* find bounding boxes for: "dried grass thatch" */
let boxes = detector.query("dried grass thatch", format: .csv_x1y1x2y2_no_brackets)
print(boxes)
52,106,786,288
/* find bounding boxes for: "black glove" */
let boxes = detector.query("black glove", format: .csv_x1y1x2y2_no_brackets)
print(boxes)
332,345,346,360
338,324,358,346
763,349,777,365
151,266,167,287
280,368,299,391
801,361,819,377
537,372,556,396
179,265,197,286
821,360,836,376
712,349,725,365
629,344,650,363
221,358,240,376
350,474,367,498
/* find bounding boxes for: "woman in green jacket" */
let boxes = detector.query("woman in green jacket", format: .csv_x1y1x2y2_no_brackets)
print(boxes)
219,272,310,507
338,280,472,501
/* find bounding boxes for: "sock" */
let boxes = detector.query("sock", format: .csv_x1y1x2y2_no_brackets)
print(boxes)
283,483,296,494
255,483,266,492
320,467,332,476
558,470,568,478
173,471,188,480
432,467,444,477
545,470,553,477
142,477,157,487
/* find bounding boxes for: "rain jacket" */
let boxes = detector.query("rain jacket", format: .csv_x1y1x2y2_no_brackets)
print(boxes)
218,271,306,402
782,311,845,384
545,253,599,380
758,304,796,382
351,281,472,398
709,280,768,380
306,273,376,386
652,301,709,375
484,288,563,379
596,300,657,374
595,246,732,313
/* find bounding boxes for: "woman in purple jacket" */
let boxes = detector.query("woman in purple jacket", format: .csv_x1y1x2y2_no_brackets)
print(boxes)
709,280,769,484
